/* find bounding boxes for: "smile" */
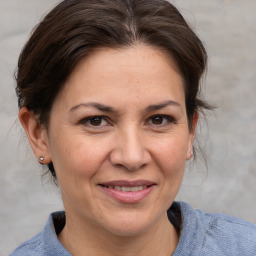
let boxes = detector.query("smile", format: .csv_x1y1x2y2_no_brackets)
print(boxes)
102,185,148,192
99,180,155,203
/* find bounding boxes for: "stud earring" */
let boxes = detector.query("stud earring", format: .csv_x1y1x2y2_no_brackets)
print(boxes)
39,156,45,163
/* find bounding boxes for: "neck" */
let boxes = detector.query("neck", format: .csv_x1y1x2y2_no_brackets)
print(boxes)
58,211,179,256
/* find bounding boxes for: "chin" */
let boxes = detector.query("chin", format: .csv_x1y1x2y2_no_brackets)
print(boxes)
100,211,160,237
106,223,150,237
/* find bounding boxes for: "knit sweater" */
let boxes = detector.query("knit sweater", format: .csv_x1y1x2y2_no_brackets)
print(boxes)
10,201,256,255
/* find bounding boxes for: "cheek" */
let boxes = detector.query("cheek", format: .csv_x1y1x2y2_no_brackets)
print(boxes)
150,136,188,208
152,135,189,172
150,135,189,198
49,133,109,179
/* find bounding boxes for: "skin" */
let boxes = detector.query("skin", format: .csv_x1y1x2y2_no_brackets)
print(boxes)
19,44,197,256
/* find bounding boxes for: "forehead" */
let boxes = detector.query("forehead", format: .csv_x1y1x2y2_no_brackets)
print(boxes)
53,45,185,110
71,45,181,81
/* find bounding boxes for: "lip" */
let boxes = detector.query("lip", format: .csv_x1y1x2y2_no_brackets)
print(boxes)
100,180,155,187
98,180,156,204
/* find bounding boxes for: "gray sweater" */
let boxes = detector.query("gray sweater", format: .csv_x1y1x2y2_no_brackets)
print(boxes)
10,201,256,255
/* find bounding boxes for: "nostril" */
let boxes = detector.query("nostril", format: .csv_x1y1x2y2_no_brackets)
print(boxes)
109,140,151,171
114,163,126,169
111,161,148,171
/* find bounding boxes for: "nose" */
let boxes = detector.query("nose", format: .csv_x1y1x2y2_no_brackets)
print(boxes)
109,127,151,171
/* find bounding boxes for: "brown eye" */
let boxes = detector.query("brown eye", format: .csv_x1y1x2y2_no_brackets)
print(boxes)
80,116,109,127
151,116,164,125
146,115,175,127
89,117,103,126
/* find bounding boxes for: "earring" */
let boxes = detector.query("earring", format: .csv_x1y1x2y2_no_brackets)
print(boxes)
39,156,44,163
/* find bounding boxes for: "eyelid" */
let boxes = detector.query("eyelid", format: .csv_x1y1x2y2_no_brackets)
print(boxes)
79,115,111,127
145,114,176,126
78,114,176,128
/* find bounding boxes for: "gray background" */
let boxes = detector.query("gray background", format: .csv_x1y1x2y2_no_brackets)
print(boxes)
0,0,256,255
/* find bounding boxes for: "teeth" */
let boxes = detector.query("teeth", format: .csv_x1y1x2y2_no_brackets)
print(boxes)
121,186,131,192
106,185,147,191
131,186,144,191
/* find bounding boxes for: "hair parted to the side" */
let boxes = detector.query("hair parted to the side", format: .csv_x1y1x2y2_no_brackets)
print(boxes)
16,0,213,179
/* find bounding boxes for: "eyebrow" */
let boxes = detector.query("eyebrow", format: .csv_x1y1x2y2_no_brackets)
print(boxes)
69,100,182,113
69,102,116,113
145,100,183,112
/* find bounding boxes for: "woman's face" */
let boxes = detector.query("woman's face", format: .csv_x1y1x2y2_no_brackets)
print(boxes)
44,45,196,235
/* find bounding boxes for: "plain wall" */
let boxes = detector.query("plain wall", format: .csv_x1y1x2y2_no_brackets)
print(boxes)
0,0,255,255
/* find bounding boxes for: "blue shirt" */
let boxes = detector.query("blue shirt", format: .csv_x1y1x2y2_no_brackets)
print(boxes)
9,201,256,255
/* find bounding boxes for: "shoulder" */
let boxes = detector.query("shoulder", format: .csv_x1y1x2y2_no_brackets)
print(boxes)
172,201,256,256
203,210,256,239
202,211,256,255
9,232,45,256
9,211,69,256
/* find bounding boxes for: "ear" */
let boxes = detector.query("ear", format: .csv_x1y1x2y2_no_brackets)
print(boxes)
19,107,51,164
186,112,199,160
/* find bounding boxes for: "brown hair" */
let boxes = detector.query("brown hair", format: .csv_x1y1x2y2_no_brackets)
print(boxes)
16,0,212,177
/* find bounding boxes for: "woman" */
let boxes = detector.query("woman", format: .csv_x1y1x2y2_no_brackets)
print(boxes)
10,0,256,255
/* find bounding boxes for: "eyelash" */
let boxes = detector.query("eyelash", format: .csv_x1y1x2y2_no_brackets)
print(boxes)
79,115,110,127
78,114,176,128
145,114,176,127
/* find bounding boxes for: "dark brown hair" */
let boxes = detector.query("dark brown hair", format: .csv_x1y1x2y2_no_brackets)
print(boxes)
16,0,212,177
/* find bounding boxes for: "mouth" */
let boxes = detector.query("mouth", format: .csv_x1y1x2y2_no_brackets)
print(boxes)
98,180,155,203
100,185,150,192
99,180,155,190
